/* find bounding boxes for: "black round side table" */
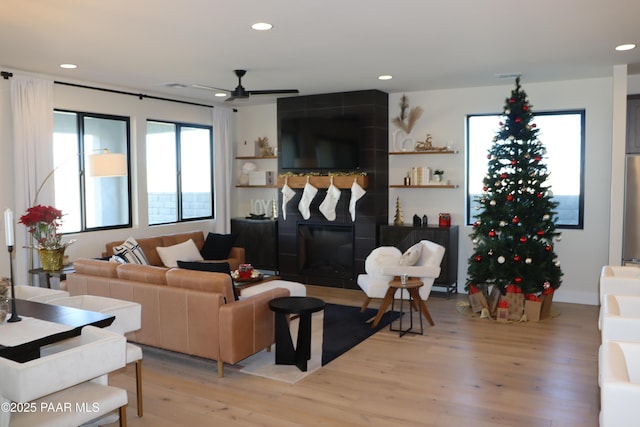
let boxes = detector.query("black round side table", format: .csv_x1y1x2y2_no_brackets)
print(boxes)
269,296,325,371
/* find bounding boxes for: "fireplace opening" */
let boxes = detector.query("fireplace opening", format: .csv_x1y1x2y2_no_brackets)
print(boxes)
298,223,354,280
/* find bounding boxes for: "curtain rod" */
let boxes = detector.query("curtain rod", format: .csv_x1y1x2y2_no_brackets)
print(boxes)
1,70,237,111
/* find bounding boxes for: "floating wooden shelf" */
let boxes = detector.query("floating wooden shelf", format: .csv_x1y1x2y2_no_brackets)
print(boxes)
235,156,277,160
389,150,457,155
277,175,368,189
390,184,458,189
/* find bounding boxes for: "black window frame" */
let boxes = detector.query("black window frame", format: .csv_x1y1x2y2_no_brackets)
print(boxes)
53,109,132,233
146,119,214,226
466,109,586,230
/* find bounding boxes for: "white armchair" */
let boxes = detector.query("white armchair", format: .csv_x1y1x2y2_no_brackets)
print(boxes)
47,295,144,417
600,294,640,337
357,240,445,312
0,326,127,427
599,265,640,303
599,340,640,427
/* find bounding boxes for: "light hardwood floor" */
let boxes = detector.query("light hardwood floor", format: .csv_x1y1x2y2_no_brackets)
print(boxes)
106,286,601,427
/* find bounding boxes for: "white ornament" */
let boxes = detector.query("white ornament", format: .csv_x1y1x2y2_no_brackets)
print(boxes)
488,250,494,255
497,256,505,264
543,214,550,220
555,235,562,242
525,258,532,264
490,200,496,206
499,221,507,227
555,261,561,267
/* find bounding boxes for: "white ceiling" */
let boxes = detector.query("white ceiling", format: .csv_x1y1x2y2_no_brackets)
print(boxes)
2,0,640,106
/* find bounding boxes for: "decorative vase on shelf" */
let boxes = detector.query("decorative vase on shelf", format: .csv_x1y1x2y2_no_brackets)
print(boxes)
38,247,66,271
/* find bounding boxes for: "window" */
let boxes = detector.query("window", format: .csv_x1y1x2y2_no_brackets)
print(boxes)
146,121,213,225
53,111,131,233
466,110,585,229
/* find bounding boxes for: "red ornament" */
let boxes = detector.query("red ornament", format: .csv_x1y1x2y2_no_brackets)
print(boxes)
545,245,552,252
514,277,523,283
487,154,492,159
509,98,515,103
483,186,488,191
513,255,521,262
515,118,522,123
537,193,543,198
520,237,527,243
511,159,517,165
534,156,541,161
506,194,514,202
512,216,519,224
500,173,508,179
473,221,479,227
523,105,529,111
532,123,537,128
488,230,496,238
475,255,482,262
537,230,544,236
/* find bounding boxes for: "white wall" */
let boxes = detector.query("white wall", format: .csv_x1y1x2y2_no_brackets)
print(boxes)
236,77,624,305
0,76,222,285
389,78,614,305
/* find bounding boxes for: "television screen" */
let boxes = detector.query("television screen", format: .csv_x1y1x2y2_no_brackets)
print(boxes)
279,116,361,171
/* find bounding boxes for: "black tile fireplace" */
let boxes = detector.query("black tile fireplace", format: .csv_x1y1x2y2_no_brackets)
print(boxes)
298,223,354,280
277,90,389,289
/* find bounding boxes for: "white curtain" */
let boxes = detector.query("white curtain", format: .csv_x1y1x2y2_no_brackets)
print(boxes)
10,76,54,285
212,106,234,233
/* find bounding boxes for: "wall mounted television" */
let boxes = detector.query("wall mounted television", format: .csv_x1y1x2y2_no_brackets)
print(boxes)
279,116,362,171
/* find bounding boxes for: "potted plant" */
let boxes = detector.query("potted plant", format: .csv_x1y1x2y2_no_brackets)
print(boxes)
19,205,74,271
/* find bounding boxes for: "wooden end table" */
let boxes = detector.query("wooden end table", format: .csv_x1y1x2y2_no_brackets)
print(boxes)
370,278,435,334
269,296,325,372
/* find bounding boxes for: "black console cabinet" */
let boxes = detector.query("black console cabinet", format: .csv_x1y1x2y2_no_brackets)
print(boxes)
231,218,279,272
379,225,459,295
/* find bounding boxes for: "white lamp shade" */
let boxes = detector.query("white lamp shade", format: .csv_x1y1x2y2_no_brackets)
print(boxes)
88,152,127,177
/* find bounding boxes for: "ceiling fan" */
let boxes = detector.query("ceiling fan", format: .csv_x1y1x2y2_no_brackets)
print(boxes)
192,69,299,101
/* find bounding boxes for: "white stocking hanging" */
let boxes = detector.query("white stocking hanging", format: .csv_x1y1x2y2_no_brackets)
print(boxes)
319,178,341,221
298,179,318,220
281,177,295,220
349,178,366,221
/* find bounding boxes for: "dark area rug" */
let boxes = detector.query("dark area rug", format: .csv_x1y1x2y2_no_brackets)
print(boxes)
321,303,400,365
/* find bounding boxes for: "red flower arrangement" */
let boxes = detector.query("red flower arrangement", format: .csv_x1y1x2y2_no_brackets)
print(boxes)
19,205,65,249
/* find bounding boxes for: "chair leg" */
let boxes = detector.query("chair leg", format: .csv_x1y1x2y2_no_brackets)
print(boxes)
135,359,143,417
119,404,127,427
360,297,372,312
217,360,224,378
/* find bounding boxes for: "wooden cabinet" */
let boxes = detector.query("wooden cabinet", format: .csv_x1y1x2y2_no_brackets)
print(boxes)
231,218,279,272
379,225,458,295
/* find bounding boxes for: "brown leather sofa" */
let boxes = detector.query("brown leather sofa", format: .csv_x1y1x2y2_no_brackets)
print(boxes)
103,230,245,271
66,259,288,377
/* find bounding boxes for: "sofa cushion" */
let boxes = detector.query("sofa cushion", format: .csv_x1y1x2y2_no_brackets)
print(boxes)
112,237,149,265
73,258,119,278
116,263,169,285
166,268,235,303
156,239,204,268
200,232,237,261
399,242,423,266
177,261,238,300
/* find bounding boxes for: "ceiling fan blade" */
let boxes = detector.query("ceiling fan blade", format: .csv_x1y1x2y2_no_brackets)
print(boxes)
190,84,230,92
248,89,299,95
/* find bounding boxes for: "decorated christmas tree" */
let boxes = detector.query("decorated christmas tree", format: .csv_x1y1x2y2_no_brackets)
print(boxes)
466,78,563,296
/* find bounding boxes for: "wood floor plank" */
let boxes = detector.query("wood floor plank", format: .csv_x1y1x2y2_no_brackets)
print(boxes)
103,286,600,426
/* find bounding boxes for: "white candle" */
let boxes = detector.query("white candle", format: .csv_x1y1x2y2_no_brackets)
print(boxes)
4,208,14,247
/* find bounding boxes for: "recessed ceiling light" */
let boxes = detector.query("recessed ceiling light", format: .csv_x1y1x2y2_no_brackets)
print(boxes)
251,22,273,31
378,75,393,80
214,92,227,97
60,63,77,69
615,43,636,51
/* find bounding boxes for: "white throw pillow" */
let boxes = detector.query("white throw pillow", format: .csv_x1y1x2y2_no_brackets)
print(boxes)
112,237,149,265
156,239,204,268
364,246,402,277
399,243,422,266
